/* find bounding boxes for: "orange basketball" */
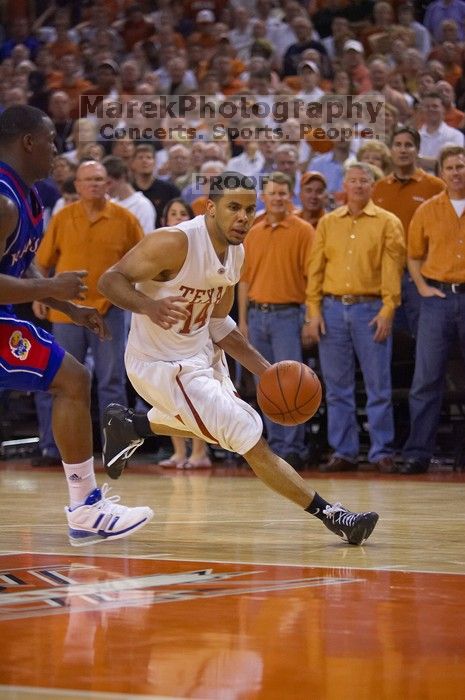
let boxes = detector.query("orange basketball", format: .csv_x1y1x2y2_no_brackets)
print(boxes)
257,361,322,426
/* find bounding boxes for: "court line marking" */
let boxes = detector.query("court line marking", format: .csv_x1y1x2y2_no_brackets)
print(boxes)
0,686,193,700
0,550,464,577
0,519,316,528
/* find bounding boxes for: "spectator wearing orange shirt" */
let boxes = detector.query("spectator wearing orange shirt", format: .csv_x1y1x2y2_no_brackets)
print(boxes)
193,10,221,54
35,160,144,447
114,4,155,53
436,80,465,129
80,60,120,116
373,126,445,337
211,54,247,96
47,54,95,119
434,41,463,88
296,171,328,228
47,13,80,61
239,172,315,469
400,146,465,474
342,40,372,95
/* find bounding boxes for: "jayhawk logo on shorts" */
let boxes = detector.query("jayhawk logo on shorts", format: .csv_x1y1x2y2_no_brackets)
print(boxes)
9,330,31,360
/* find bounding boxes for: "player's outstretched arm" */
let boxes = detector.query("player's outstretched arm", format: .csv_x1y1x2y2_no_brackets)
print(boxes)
26,263,110,339
0,196,89,305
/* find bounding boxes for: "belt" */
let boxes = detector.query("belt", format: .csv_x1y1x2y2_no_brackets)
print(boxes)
248,302,300,312
426,279,465,294
326,294,380,305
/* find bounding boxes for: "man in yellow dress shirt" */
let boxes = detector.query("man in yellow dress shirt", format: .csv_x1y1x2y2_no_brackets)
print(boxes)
306,163,405,473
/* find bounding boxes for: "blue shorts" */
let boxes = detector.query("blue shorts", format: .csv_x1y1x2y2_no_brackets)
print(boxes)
0,313,65,391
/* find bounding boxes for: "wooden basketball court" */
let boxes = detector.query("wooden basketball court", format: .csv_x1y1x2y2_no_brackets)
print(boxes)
1,459,465,700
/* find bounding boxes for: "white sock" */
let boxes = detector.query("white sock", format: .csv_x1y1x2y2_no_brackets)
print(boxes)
63,457,98,508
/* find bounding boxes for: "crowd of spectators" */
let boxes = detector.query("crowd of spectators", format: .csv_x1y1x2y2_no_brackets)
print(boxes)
1,0,465,472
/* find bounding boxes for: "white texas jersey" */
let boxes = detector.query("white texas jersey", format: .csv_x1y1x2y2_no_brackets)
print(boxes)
127,215,244,361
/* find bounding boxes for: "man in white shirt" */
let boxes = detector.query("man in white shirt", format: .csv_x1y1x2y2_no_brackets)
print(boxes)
227,139,265,177
418,92,465,171
228,6,253,60
296,60,325,101
103,155,156,233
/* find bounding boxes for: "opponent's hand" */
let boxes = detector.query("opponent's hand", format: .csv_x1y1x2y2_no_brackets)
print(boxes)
143,295,190,330
32,300,48,320
67,305,111,340
50,270,88,300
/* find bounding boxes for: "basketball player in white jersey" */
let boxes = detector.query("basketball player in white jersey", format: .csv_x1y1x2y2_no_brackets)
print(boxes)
98,172,379,545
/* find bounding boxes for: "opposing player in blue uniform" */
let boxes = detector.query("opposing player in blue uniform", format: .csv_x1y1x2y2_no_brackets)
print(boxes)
0,105,153,545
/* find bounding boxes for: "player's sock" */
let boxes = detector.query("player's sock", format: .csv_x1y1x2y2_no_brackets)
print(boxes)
63,457,98,508
305,492,332,520
132,411,155,438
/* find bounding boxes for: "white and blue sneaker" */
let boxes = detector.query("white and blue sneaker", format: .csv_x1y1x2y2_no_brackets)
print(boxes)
66,483,153,547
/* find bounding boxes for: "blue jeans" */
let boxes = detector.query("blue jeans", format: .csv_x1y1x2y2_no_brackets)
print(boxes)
37,306,128,453
394,270,421,338
403,293,465,461
247,305,307,458
319,297,394,463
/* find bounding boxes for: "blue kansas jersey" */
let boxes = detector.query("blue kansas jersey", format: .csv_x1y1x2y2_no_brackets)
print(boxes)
0,160,64,390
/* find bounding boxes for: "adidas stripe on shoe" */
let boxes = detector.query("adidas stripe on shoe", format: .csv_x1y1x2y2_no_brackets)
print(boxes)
66,484,153,546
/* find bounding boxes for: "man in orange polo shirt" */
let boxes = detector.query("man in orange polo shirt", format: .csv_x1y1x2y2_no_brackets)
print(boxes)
296,171,328,228
36,160,144,446
373,126,445,336
238,172,315,469
400,145,465,474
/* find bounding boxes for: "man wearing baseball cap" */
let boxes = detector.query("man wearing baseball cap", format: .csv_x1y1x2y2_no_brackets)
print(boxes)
297,172,328,227
343,39,372,94
196,9,215,24
297,61,325,101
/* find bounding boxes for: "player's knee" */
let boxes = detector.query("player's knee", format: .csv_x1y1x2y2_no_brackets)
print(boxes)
50,354,92,401
73,363,92,400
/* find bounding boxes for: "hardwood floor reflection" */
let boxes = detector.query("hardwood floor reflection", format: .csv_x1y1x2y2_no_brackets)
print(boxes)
1,460,465,699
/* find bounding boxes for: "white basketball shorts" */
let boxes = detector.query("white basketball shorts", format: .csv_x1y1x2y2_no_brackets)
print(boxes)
125,342,263,455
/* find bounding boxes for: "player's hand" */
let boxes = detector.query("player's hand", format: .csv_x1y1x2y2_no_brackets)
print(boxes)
369,312,392,343
67,305,111,340
32,300,49,320
143,295,190,330
50,270,88,300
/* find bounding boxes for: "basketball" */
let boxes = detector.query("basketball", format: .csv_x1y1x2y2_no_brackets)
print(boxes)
257,361,322,426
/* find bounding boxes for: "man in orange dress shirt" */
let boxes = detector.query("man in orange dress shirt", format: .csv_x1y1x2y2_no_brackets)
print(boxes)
306,163,405,473
373,126,445,336
400,145,465,474
239,172,315,469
